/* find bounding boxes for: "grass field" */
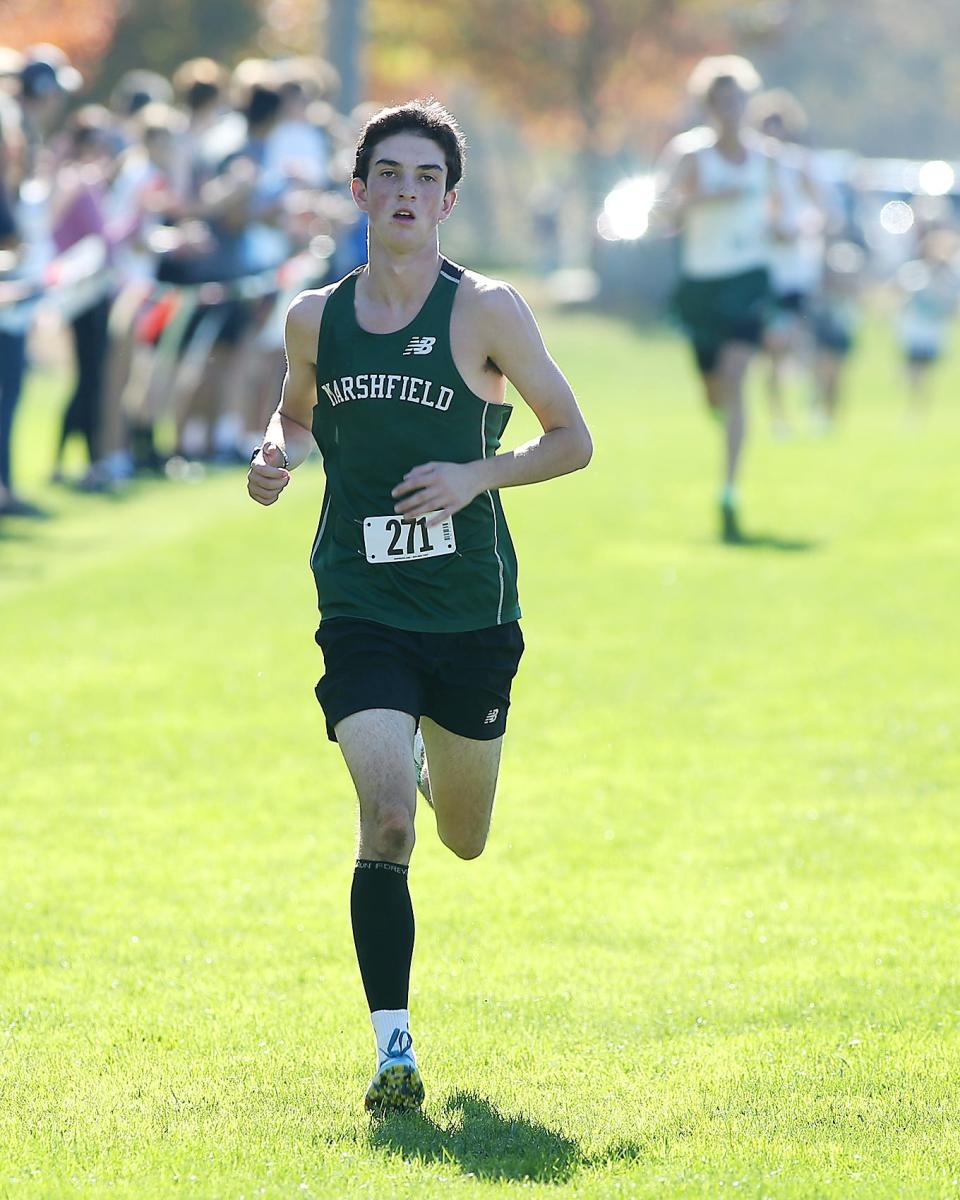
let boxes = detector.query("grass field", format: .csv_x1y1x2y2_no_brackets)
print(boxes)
2,307,959,1199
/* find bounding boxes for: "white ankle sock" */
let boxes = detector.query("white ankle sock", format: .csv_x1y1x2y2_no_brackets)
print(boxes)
371,1008,416,1068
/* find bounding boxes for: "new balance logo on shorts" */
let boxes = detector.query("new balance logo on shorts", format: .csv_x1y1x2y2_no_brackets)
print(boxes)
403,336,436,356
483,708,500,725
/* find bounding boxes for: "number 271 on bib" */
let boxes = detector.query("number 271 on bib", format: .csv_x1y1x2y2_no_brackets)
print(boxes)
363,513,456,563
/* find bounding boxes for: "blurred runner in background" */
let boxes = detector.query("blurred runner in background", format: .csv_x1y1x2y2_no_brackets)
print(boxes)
657,55,782,543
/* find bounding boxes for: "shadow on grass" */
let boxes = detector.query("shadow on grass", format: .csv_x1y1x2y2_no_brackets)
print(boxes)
0,524,37,543
717,531,821,552
368,1089,587,1183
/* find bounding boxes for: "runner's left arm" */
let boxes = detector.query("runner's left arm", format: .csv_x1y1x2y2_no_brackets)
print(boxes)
392,283,591,524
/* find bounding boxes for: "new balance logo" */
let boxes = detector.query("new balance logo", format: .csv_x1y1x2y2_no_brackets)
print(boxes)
403,336,436,356
483,708,500,725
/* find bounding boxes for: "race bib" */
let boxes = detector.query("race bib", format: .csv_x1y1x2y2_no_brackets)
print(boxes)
363,513,456,564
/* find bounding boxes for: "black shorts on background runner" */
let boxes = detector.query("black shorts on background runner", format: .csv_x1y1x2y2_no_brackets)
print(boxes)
673,267,771,374
314,618,525,742
773,289,809,316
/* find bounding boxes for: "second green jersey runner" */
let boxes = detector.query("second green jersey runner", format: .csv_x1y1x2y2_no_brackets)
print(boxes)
310,258,521,633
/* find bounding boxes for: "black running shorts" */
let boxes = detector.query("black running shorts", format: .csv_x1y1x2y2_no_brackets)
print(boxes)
773,288,809,316
673,267,772,374
314,618,525,742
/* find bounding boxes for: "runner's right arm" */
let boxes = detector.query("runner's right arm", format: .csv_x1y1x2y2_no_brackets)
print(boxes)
247,290,325,506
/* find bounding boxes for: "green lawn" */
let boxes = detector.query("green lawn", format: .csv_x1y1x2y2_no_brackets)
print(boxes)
1,310,959,1198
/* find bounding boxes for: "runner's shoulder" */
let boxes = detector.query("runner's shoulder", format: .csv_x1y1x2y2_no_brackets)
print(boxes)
286,283,338,338
661,125,716,167
455,268,533,329
744,129,784,162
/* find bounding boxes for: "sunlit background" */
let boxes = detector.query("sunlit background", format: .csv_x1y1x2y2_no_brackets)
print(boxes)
6,0,960,278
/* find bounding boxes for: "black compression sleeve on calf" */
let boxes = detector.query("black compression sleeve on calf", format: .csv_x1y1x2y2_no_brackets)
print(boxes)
350,859,415,1012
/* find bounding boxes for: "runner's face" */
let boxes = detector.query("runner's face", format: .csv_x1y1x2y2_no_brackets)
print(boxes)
352,132,456,250
707,79,747,130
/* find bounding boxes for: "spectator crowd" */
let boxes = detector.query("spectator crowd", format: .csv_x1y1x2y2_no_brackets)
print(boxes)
0,44,371,516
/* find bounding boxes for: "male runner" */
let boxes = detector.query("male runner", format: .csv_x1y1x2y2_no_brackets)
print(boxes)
657,56,781,542
748,89,826,438
895,228,960,422
247,99,591,1113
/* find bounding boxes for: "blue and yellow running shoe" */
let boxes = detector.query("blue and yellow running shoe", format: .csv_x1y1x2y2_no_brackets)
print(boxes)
365,1030,425,1113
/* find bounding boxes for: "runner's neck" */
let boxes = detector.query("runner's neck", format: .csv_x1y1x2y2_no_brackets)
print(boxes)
713,129,748,164
360,243,444,317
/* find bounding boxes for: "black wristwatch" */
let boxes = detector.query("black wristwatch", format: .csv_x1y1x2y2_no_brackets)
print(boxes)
251,444,289,469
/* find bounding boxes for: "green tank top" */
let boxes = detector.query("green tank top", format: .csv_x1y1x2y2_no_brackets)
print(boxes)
309,258,521,633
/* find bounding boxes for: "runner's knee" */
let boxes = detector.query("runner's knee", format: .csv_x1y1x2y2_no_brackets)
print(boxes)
438,824,488,861
364,803,416,860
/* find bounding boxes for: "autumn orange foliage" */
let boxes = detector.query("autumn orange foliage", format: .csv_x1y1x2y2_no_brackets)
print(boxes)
1,0,122,79
366,0,734,155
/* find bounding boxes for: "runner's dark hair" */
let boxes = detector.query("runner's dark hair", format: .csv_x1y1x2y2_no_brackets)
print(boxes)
354,98,466,191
